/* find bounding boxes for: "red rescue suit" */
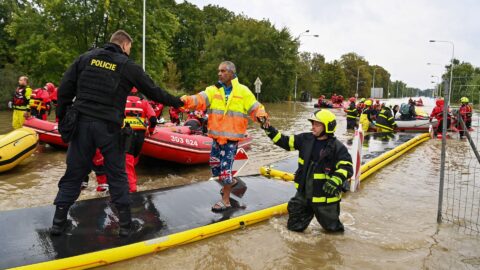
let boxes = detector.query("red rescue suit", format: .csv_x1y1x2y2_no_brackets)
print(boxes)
458,103,473,136
459,104,473,124
92,149,108,191
29,88,51,120
149,100,164,120
169,106,181,125
45,83,58,121
124,95,156,192
430,99,451,135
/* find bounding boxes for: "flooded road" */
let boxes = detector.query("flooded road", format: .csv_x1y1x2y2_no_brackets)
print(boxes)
1,98,479,269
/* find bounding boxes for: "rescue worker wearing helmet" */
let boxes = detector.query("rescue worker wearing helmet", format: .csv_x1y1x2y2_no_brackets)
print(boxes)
429,98,451,137
375,103,397,132
124,87,157,192
184,110,207,134
458,97,473,138
359,99,376,133
45,82,58,121
356,97,366,115
29,86,51,120
344,97,358,130
262,109,353,232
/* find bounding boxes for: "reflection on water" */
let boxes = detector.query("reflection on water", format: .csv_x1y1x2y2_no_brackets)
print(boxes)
1,97,479,269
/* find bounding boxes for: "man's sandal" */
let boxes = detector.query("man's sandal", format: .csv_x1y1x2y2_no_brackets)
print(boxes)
211,201,232,212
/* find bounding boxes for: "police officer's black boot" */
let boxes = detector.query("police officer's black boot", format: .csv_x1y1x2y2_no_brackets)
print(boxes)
117,205,132,237
50,205,70,236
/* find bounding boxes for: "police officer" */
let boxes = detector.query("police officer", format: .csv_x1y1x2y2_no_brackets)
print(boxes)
263,109,353,232
52,30,184,237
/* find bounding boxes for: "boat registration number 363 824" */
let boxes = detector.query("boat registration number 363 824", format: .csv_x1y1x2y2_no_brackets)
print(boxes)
170,135,198,146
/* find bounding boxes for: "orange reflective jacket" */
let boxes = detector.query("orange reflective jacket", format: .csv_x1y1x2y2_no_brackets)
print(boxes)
182,77,266,145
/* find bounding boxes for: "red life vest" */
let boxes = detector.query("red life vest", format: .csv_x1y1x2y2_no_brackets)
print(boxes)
13,86,29,107
459,104,473,121
29,88,51,111
124,96,156,131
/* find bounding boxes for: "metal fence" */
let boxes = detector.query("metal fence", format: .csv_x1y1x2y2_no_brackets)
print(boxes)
437,108,480,233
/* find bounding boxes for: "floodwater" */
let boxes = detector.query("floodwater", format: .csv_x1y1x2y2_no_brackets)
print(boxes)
1,98,479,269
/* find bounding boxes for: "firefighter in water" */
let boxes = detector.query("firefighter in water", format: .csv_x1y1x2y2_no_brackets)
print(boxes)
263,109,353,232
375,103,397,133
458,97,473,138
344,97,358,130
29,86,51,120
359,99,376,132
123,87,157,192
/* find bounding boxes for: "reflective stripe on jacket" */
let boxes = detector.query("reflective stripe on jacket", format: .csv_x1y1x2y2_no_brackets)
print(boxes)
182,77,265,145
375,107,397,132
267,126,353,204
344,102,358,119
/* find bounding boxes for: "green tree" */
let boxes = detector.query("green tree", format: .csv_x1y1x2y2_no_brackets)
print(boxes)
168,3,235,91
339,52,369,97
318,60,348,97
296,52,325,98
370,65,391,98
202,4,235,36
6,0,178,86
443,60,478,103
198,17,298,102
0,0,17,68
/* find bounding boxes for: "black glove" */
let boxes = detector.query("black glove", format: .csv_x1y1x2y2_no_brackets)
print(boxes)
264,125,277,135
171,97,184,108
323,178,342,197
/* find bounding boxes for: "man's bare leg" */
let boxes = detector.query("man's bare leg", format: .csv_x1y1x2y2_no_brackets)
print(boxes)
222,183,233,206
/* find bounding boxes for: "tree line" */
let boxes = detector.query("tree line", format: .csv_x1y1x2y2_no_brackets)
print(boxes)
1,0,478,109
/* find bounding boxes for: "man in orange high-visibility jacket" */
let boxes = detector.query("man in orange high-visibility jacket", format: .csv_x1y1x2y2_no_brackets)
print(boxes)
181,61,268,212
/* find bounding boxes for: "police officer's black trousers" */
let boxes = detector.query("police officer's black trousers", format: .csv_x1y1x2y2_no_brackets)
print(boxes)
287,192,344,232
54,117,130,208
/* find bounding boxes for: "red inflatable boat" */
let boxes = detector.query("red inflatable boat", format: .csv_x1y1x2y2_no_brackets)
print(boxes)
23,118,253,164
22,117,68,147
142,126,252,164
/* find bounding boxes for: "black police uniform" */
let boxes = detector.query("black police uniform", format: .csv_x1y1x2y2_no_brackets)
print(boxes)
52,42,183,236
265,126,353,232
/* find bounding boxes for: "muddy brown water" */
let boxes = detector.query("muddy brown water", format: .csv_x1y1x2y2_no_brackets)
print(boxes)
0,98,479,269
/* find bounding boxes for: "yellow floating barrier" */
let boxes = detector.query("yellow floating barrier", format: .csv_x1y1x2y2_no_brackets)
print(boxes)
13,203,288,270
260,133,431,183
10,134,429,270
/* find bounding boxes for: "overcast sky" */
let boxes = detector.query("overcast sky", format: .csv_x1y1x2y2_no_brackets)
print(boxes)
181,0,478,90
